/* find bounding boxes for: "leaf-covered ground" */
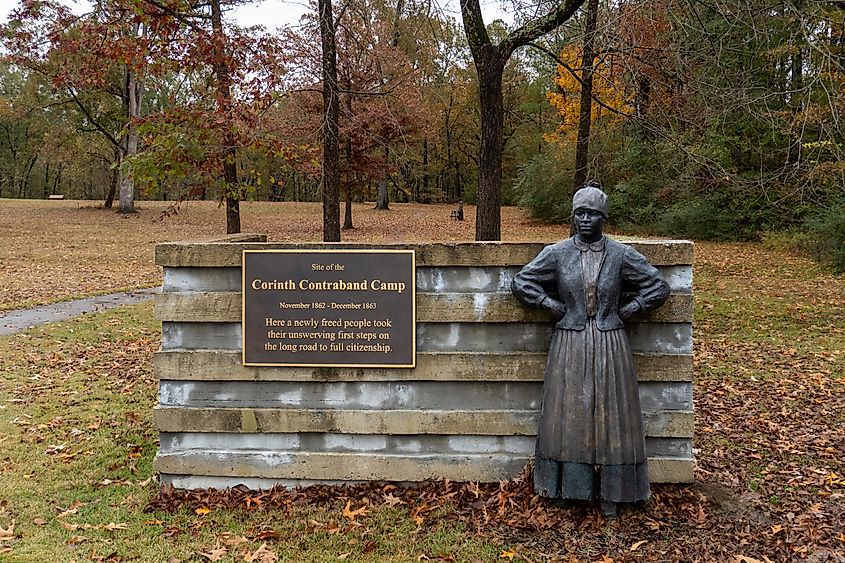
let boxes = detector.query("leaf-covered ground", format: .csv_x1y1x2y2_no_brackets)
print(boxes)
0,202,843,561
0,199,563,312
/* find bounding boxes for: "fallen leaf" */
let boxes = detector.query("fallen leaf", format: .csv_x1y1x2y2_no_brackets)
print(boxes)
32,517,48,526
218,532,249,546
342,499,368,521
67,534,87,546
382,493,403,506
242,542,278,563
499,548,516,560
630,540,648,551
195,507,211,516
199,547,227,561
103,522,128,532
0,521,14,539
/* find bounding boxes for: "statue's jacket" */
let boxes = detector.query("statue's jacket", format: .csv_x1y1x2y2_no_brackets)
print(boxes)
511,237,669,328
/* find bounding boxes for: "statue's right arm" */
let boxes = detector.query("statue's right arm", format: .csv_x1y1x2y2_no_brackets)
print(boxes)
511,245,564,315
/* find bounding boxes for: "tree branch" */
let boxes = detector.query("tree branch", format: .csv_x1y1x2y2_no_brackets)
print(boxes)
501,0,587,59
458,0,491,59
67,88,121,150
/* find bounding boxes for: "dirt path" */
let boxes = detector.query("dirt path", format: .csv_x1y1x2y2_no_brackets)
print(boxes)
0,288,156,336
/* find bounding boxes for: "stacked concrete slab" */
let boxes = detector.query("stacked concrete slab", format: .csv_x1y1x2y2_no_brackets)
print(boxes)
153,235,694,489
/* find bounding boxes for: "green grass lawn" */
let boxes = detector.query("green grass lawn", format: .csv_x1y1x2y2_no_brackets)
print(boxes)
0,304,509,562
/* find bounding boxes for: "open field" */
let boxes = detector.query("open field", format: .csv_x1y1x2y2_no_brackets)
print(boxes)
0,199,564,312
0,200,843,561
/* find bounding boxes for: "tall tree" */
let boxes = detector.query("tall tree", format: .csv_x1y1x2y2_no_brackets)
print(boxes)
460,0,586,240
572,0,598,189
319,0,341,242
210,0,240,233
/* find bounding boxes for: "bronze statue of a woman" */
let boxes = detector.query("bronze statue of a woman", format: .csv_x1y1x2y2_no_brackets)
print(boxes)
511,183,670,518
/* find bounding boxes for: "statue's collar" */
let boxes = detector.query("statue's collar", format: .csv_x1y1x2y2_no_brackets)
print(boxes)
573,235,606,252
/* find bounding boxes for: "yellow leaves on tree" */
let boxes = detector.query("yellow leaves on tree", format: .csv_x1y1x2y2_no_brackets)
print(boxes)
545,45,631,146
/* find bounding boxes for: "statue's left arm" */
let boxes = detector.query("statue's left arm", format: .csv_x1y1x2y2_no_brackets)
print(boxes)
621,247,670,317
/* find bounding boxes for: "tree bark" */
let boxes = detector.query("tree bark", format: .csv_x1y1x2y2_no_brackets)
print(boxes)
343,184,354,229
43,162,50,200
573,0,599,190
459,0,586,240
343,82,354,229
319,0,341,241
105,147,119,208
210,0,240,233
375,177,390,209
475,52,505,240
422,137,428,202
118,63,141,214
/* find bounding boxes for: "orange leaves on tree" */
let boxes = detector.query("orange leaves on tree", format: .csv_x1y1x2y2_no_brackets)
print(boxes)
546,45,630,146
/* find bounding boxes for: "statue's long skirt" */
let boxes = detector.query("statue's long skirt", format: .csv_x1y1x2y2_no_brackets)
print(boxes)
533,319,650,503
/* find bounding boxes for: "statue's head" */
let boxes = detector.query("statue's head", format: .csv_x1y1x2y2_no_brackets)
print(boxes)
572,181,607,242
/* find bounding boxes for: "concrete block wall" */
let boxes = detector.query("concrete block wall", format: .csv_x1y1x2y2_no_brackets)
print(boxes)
153,236,694,489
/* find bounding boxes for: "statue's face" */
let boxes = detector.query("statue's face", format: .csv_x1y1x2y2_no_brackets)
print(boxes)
574,208,605,241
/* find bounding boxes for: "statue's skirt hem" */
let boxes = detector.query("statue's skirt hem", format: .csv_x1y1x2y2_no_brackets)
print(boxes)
533,457,650,503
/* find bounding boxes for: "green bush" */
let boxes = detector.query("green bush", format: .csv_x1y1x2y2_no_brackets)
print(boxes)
512,152,574,223
805,201,845,272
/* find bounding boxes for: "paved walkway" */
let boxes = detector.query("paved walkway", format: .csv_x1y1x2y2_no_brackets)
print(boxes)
0,288,157,337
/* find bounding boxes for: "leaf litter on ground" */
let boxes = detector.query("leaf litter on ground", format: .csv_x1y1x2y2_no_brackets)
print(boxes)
0,205,843,560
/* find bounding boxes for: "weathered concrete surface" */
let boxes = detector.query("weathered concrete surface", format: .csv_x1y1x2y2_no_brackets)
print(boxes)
155,291,693,324
158,454,697,489
153,350,694,383
154,450,692,483
162,264,693,294
153,407,694,438
0,288,156,337
158,432,691,459
156,240,694,268
160,321,693,354
155,379,690,411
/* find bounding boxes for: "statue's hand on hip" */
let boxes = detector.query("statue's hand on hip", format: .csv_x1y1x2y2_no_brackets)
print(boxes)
618,301,641,322
543,298,567,319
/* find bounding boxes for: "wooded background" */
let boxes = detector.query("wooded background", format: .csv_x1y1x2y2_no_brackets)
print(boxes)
0,0,843,266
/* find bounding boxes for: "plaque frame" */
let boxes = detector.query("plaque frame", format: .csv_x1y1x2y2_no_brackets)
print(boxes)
241,248,416,368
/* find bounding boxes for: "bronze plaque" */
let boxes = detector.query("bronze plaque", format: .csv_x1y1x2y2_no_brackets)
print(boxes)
242,249,415,367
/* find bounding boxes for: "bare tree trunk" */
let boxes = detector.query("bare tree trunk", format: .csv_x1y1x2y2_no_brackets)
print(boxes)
105,147,119,208
319,0,341,241
375,177,390,210
343,83,354,229
118,62,141,213
43,162,49,199
210,0,240,233
22,155,37,198
343,183,354,229
53,165,61,196
421,137,428,202
474,52,505,240
573,0,599,190
375,145,390,210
